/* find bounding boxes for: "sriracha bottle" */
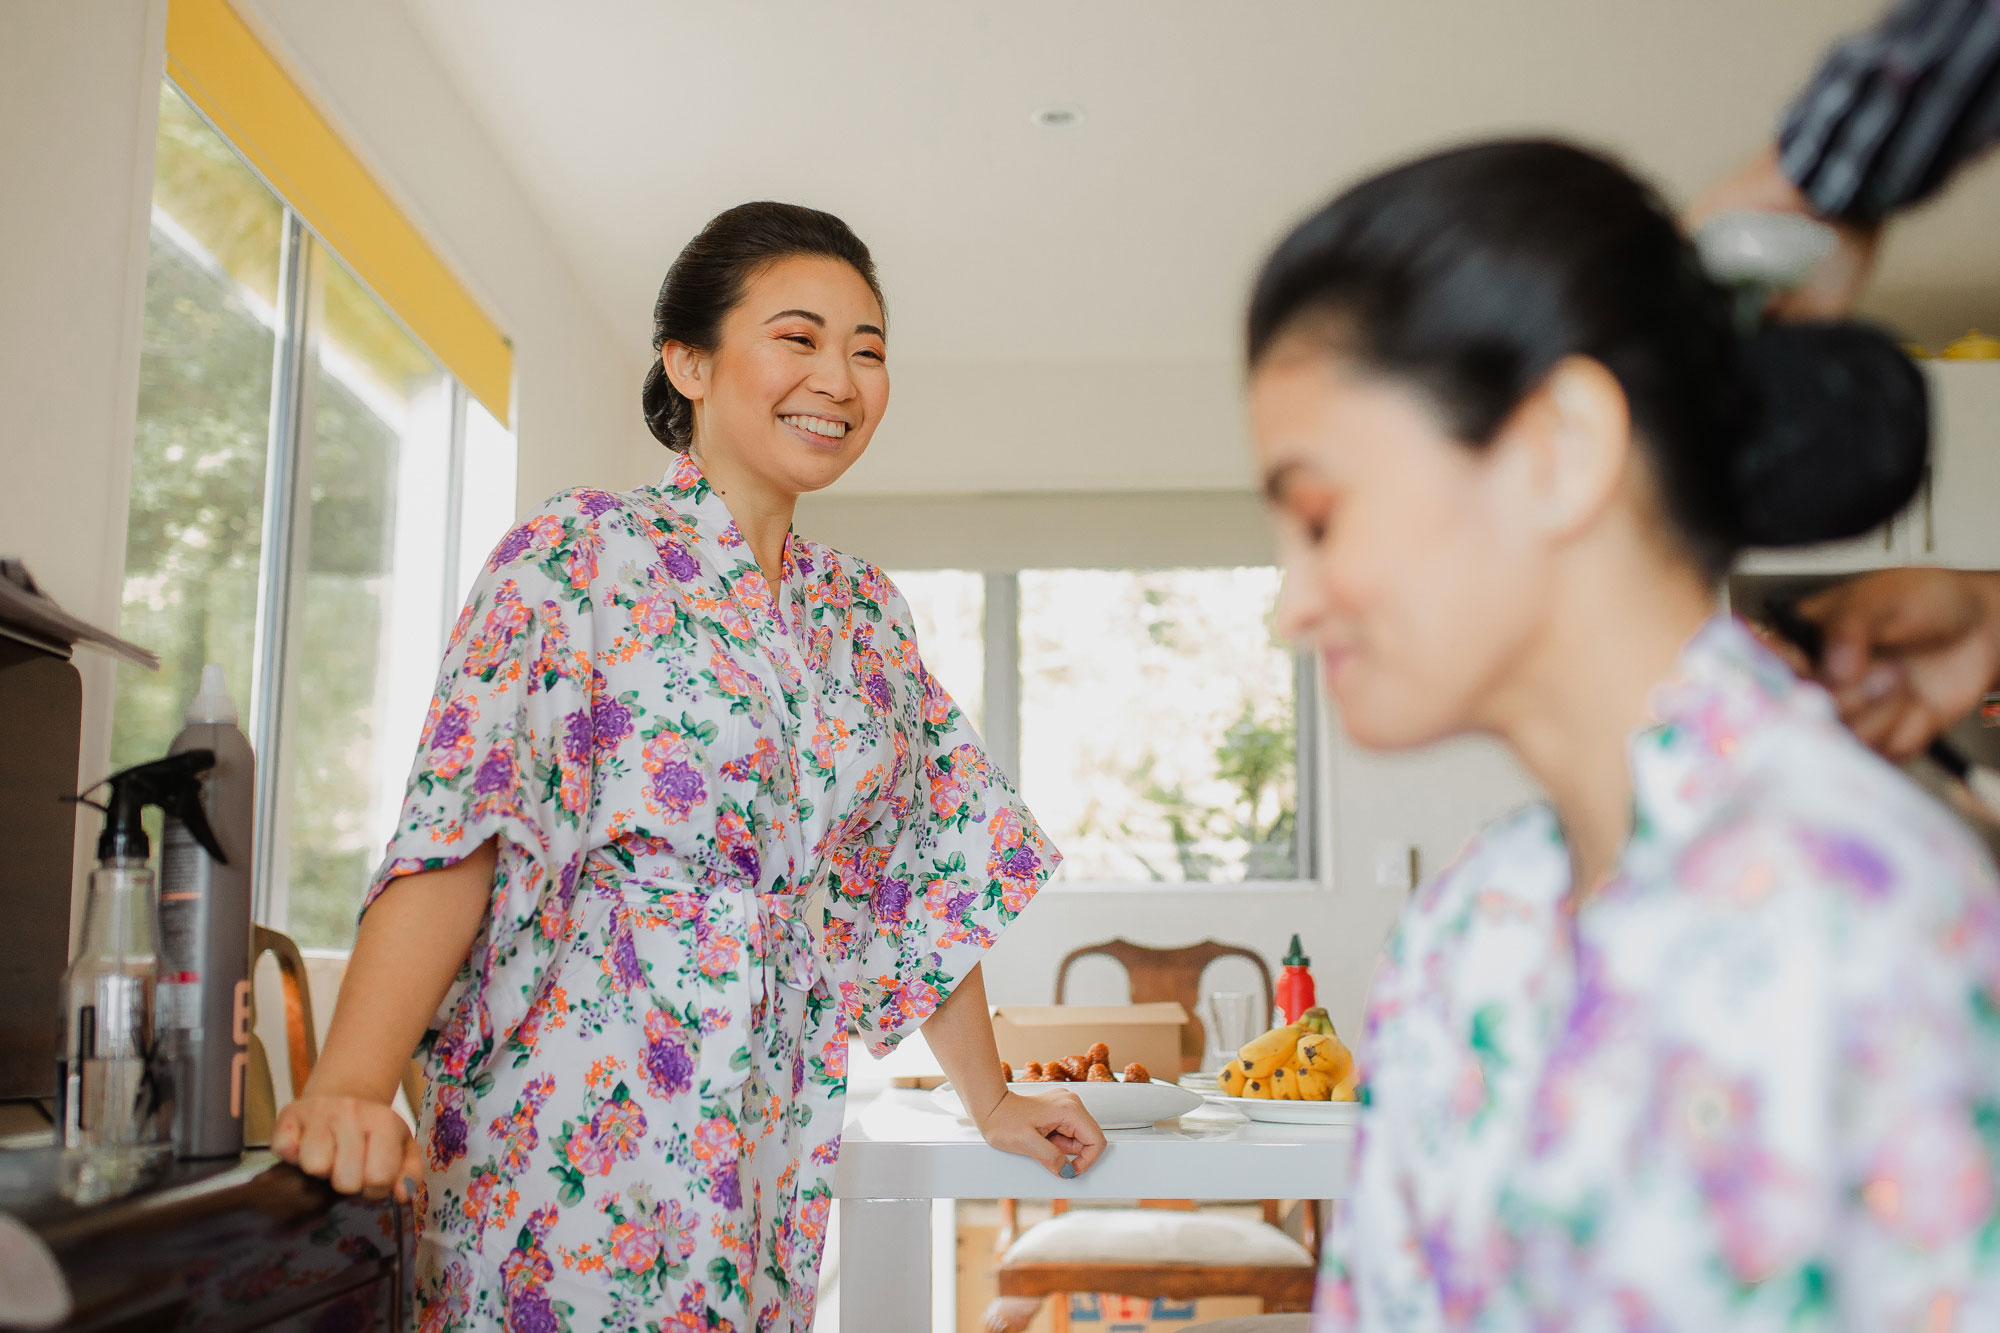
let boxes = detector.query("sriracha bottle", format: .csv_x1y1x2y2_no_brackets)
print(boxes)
1275,934,1317,1025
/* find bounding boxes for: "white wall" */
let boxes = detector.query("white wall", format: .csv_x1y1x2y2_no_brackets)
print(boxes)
0,0,170,913
239,0,660,508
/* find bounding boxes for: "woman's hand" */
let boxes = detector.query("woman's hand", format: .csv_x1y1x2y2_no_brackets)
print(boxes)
969,1087,1108,1180
917,962,1107,1177
1800,568,2000,760
271,1094,422,1203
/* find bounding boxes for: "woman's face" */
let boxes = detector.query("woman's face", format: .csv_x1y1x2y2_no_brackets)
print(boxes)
1250,345,1553,750
674,254,889,495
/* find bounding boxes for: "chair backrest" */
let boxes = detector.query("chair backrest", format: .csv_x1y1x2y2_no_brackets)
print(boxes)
1053,938,1274,1072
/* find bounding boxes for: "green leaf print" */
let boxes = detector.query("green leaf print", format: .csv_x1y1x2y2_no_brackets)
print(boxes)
708,1256,745,1304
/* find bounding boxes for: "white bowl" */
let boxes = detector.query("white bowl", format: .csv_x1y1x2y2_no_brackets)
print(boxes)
933,1079,1204,1130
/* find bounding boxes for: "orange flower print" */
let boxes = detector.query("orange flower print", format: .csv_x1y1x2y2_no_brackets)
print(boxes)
696,927,741,980
462,584,532,681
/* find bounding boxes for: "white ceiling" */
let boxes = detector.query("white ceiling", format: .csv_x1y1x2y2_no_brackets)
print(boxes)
405,0,1999,370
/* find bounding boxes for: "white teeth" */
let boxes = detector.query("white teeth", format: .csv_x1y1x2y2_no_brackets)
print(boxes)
783,414,847,439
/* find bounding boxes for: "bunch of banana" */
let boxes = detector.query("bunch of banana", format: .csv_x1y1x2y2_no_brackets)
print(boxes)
1217,1007,1358,1101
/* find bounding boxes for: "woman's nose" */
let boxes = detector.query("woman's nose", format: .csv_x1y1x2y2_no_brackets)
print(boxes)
808,350,857,401
1273,564,1323,645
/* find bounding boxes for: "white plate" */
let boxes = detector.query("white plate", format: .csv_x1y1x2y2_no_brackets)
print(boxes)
1201,1093,1362,1125
932,1079,1204,1130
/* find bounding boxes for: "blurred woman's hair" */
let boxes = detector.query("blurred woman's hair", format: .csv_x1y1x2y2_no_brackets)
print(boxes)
1247,139,1927,579
642,201,884,451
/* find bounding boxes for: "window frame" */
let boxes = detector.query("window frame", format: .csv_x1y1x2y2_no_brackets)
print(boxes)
967,569,1327,894
145,80,504,932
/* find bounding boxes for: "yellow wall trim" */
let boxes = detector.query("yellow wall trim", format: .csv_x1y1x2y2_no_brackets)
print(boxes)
166,0,512,424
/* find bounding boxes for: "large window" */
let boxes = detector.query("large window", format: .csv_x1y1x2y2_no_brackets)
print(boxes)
114,86,516,949
889,568,1316,887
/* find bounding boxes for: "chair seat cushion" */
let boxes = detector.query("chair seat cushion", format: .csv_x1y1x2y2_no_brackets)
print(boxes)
999,1210,1313,1269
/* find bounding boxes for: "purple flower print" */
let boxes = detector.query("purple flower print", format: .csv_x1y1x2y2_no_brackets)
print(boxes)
642,1009,694,1098
562,710,593,766
488,524,535,569
650,761,704,814
660,541,698,583
591,695,633,756
429,1099,468,1167
709,1161,742,1210
611,922,646,992
472,746,517,798
502,1286,561,1333
575,489,620,517
431,701,471,751
864,673,893,715
1000,845,1041,881
873,876,911,923
1799,827,1893,900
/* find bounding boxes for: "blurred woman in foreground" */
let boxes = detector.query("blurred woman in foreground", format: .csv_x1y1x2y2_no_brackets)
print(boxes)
1246,140,2000,1329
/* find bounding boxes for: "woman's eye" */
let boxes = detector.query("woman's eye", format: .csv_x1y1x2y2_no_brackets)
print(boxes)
856,349,884,362
785,334,814,348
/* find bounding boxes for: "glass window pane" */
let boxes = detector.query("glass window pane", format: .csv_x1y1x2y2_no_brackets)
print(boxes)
888,570,985,736
454,396,518,609
112,86,284,773
1019,568,1298,883
282,250,453,948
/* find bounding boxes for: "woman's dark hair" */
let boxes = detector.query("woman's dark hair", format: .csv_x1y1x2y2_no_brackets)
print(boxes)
1246,139,1927,579
642,201,885,451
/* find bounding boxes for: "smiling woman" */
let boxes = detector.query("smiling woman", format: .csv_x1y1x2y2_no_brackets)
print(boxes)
273,199,1102,1332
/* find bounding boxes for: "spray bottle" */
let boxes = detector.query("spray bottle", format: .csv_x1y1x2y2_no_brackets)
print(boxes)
158,664,257,1159
58,750,223,1201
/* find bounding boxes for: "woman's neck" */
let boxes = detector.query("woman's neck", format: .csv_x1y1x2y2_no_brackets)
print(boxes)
1485,541,1716,896
689,441,796,589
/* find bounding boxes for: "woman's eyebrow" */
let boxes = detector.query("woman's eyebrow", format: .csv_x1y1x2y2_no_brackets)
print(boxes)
856,323,885,339
764,308,825,326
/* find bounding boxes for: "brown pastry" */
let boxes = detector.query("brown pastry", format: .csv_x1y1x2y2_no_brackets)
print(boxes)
1086,1061,1114,1081
1042,1059,1069,1081
1121,1062,1150,1085
1057,1055,1090,1082
1085,1041,1111,1068
1019,1061,1044,1082
999,1061,1014,1083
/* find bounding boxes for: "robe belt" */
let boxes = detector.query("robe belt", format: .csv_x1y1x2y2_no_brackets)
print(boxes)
592,859,822,1098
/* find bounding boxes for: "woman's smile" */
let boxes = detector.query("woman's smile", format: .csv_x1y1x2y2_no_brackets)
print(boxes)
779,412,851,448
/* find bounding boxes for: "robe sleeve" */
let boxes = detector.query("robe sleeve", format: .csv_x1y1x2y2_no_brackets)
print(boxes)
816,577,1060,1058
361,492,608,1090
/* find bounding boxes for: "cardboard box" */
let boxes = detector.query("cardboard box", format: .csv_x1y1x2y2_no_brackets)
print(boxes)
989,1003,1189,1080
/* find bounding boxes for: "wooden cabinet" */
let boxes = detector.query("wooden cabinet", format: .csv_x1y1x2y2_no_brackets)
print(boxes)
1739,361,2000,575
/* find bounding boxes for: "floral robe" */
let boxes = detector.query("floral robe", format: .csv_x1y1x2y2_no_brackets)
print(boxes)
1317,616,2000,1331
368,451,1056,1332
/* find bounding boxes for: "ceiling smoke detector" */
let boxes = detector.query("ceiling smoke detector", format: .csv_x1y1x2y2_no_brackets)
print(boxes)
1031,104,1085,130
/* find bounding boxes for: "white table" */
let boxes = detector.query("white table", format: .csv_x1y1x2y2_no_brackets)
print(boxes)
830,1088,1353,1330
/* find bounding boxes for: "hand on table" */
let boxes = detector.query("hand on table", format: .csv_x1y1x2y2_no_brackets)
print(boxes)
1686,145,1881,320
1797,568,2000,761
271,1094,423,1204
972,1088,1107,1180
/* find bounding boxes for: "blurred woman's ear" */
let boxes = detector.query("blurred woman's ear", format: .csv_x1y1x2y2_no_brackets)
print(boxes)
1494,356,1632,543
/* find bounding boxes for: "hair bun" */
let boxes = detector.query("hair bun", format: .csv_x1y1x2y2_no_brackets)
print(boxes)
1730,322,1929,549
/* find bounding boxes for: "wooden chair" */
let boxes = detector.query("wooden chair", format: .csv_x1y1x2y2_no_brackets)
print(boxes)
1053,937,1274,1074
986,939,1311,1333
245,925,318,1144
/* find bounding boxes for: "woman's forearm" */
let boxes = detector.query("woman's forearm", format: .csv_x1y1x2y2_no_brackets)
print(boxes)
301,838,498,1103
921,962,1007,1128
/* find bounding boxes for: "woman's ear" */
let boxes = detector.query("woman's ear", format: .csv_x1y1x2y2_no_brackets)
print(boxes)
1501,355,1632,540
661,342,707,405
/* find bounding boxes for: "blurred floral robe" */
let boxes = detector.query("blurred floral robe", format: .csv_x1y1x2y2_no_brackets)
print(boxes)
367,451,1056,1332
1317,616,2000,1331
